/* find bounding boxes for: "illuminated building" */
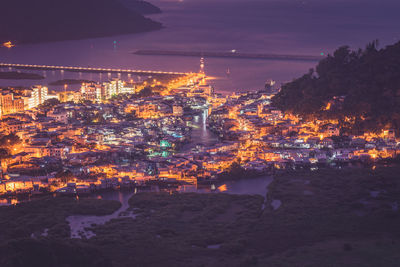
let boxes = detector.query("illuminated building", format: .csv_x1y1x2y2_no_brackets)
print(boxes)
80,80,135,102
128,103,159,118
383,129,396,140
0,94,14,116
198,85,213,96
264,80,276,93
58,91,75,102
2,41,15,48
200,57,205,74
0,93,25,117
47,110,68,124
25,145,70,159
25,86,48,109
0,118,25,134
45,92,59,101
104,79,123,99
120,82,135,94
326,125,340,137
172,105,183,116
81,82,104,102
73,92,82,103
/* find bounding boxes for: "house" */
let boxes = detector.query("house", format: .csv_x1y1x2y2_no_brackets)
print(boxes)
321,137,334,148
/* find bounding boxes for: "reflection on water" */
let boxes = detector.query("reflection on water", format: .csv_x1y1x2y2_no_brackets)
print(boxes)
83,176,274,203
213,176,273,196
175,176,273,196
0,198,18,206
181,109,218,152
67,176,272,239
90,176,274,204
92,190,135,203
217,184,227,192
271,199,282,210
67,192,136,239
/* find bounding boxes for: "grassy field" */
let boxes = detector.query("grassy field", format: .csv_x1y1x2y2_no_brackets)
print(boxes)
1,166,400,266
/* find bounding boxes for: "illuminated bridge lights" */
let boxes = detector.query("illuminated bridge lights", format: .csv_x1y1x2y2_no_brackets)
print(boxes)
0,63,191,76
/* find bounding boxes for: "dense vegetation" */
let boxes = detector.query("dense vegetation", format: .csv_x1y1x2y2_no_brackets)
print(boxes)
257,166,400,266
0,133,22,159
0,0,162,44
2,165,400,266
0,197,120,267
272,41,400,134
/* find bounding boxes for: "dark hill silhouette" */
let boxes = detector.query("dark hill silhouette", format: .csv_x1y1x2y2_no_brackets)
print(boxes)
272,41,400,134
118,0,161,15
0,0,162,43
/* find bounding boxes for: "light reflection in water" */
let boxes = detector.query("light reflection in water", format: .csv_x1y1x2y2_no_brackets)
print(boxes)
217,184,227,192
0,198,18,206
203,109,207,132
118,191,123,204
177,176,273,196
0,176,273,206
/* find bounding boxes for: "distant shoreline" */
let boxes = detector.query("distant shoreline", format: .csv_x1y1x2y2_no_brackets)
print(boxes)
48,79,95,86
0,71,44,80
133,49,324,62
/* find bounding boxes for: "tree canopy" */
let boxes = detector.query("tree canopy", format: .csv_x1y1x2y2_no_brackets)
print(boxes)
272,40,400,134
38,98,60,111
0,134,21,148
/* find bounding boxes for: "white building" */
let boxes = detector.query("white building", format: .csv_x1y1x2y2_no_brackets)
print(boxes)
81,83,103,102
104,79,123,99
120,83,135,94
25,86,48,109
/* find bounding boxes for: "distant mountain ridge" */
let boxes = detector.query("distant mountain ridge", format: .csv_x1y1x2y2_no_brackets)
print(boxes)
1,0,162,44
118,0,162,15
272,41,400,134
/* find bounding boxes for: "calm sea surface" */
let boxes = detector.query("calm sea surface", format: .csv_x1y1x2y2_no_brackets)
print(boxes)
1,0,399,93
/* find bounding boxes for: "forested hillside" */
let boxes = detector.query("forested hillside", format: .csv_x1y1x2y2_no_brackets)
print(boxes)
272,41,400,134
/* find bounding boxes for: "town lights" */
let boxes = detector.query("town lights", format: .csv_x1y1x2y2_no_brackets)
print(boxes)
3,41,15,48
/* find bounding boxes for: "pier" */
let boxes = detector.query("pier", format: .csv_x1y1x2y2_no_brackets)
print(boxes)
133,50,325,62
0,63,190,76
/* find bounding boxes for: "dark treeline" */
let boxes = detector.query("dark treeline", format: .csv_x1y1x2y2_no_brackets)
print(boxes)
272,40,400,134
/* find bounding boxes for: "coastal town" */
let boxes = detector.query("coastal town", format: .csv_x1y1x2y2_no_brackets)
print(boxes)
0,64,398,199
3,0,400,265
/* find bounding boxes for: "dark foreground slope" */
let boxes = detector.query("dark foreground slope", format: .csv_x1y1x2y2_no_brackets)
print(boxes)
1,166,400,266
0,0,162,44
272,41,400,134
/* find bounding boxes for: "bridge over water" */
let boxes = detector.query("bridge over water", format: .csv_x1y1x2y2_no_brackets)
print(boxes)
0,63,190,76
